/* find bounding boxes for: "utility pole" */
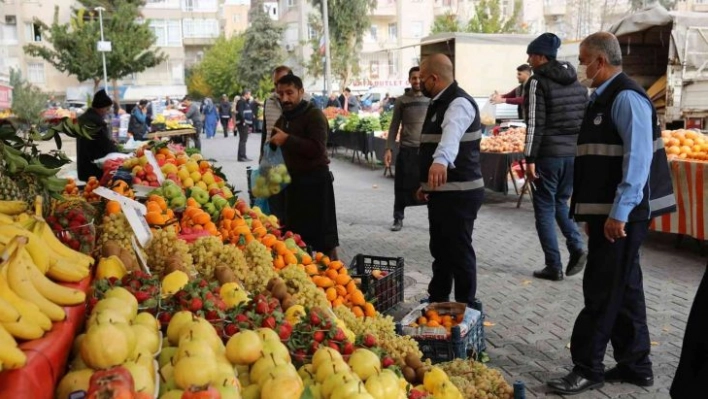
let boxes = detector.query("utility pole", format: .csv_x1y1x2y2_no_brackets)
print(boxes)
322,0,332,95
96,7,109,92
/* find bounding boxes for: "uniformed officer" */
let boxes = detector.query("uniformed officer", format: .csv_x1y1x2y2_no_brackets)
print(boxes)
546,32,676,395
384,66,430,231
417,53,484,307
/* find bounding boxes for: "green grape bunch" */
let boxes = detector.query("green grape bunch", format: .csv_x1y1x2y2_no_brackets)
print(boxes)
146,228,194,277
279,265,330,309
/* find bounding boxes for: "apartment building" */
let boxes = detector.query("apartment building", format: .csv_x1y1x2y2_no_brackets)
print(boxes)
0,0,225,101
223,0,252,37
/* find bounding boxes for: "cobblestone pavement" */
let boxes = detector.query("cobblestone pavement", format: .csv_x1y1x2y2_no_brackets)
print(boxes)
54,129,692,398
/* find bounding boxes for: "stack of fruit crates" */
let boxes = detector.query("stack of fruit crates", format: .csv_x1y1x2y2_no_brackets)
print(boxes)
397,301,485,364
349,254,404,314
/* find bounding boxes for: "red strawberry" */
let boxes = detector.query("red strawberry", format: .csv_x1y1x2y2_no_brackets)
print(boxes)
205,310,220,321
268,297,281,312
328,341,340,351
261,316,276,329
309,312,321,326
198,279,208,288
225,323,239,336
363,334,376,348
133,291,151,303
382,356,395,368
309,341,320,354
278,322,293,340
255,301,269,315
158,312,172,324
333,328,346,342
408,389,428,399
107,277,120,286
235,314,250,324
342,342,355,355
313,331,325,343
294,349,306,363
190,298,203,312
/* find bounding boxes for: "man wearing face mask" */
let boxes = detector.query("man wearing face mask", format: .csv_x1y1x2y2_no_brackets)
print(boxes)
547,32,675,395
523,32,589,282
417,53,484,308
270,74,339,260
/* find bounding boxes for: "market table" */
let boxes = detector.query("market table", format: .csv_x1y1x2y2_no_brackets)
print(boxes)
651,159,707,241
146,128,198,148
479,151,528,199
0,277,91,399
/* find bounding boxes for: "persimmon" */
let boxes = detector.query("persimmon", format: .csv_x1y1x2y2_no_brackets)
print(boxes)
351,306,364,318
325,287,337,301
427,320,441,327
304,264,319,276
284,252,298,266
335,285,347,297
105,200,121,215
351,290,366,307
363,302,376,317
325,269,339,280
417,316,428,325
329,260,344,270
273,255,285,269
221,207,236,220
335,274,351,286
301,253,313,265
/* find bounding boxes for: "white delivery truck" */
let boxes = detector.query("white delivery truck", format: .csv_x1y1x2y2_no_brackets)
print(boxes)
419,32,539,121
606,5,708,130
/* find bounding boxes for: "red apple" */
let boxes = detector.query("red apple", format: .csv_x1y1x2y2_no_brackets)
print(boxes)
133,177,143,184
149,181,160,187
208,188,223,197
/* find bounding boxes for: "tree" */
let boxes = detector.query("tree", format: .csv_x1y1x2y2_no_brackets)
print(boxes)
236,0,284,95
189,35,246,99
430,12,462,35
308,0,377,90
9,69,47,127
467,0,525,33
24,0,166,106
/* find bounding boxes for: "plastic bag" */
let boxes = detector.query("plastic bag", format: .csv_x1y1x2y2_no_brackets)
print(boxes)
250,145,291,199
480,101,497,126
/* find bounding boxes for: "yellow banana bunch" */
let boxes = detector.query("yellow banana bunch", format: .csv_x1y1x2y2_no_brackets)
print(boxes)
32,220,92,280
0,223,52,273
0,200,28,216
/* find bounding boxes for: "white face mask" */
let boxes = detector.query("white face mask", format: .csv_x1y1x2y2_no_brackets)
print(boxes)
577,60,599,88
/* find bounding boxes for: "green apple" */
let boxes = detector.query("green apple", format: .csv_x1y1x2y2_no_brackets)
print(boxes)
163,183,182,200
139,156,149,166
190,187,209,205
202,202,216,215
170,195,186,208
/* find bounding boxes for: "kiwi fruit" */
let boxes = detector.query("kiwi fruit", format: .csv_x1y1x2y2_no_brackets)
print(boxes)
415,366,430,383
272,282,289,301
281,294,297,311
402,366,417,383
405,353,424,370
266,277,282,291
118,248,138,272
102,240,122,258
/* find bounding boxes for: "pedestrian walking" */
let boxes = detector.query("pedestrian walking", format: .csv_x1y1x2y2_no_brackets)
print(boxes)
128,99,149,141
417,53,484,307
202,98,219,139
384,66,430,231
219,94,232,138
269,74,339,259
546,32,676,395
261,65,294,221
181,96,202,150
523,32,589,282
236,90,254,162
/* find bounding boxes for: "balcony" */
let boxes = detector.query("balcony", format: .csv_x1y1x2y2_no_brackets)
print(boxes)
544,0,566,16
370,0,397,17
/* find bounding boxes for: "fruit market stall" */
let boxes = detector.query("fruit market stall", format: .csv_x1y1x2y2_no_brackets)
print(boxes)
0,115,520,398
650,129,708,242
479,126,526,197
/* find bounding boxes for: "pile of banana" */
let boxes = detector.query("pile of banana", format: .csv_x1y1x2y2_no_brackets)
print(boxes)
0,198,95,372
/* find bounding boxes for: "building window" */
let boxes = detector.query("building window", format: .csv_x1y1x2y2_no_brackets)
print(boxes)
27,62,44,84
388,52,398,76
150,20,182,46
388,23,397,41
170,61,185,84
308,24,318,40
183,18,219,38
232,14,241,23
411,21,423,38
183,0,217,12
146,0,180,6
370,25,378,41
286,0,296,8
370,60,379,79
25,22,41,42
3,16,18,43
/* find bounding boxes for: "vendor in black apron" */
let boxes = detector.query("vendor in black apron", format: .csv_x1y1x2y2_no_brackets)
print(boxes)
384,67,430,231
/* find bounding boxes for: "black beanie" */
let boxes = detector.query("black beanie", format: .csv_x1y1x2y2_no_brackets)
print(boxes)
527,33,561,59
92,89,113,109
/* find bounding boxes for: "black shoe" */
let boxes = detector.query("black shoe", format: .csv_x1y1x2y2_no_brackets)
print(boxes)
547,372,604,395
604,367,654,387
390,219,402,231
566,250,588,277
533,266,563,281
237,158,252,162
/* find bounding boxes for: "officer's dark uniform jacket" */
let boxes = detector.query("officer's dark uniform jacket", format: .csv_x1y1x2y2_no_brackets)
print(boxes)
570,72,676,222
419,81,483,192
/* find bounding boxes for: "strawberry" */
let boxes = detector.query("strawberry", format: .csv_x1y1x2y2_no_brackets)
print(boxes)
408,389,428,399
158,312,172,324
342,341,355,355
309,312,322,326
309,341,320,354
261,316,276,329
255,301,269,315
278,322,293,340
313,331,325,343
293,349,307,363
333,328,346,342
225,323,239,337
328,341,340,351
382,356,395,368
198,279,208,288
363,334,376,348
190,298,203,312
205,310,220,321
268,297,281,312
235,314,250,324
133,291,151,303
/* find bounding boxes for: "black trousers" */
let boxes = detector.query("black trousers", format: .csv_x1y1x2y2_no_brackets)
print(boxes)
268,189,287,223
571,218,652,381
427,189,484,306
237,124,249,160
393,146,422,221
220,117,230,137
670,262,708,398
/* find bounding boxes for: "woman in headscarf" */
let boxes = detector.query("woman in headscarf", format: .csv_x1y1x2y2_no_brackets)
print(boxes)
202,97,219,139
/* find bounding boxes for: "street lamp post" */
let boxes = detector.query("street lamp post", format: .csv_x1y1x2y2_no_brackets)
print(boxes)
96,7,109,92
322,0,332,95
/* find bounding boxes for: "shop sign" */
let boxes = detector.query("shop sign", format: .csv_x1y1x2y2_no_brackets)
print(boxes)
0,85,12,110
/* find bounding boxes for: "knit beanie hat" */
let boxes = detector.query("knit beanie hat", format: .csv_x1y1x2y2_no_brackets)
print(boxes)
92,89,113,109
527,33,561,59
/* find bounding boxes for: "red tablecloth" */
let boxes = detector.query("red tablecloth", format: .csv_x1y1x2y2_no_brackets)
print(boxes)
651,159,707,240
0,277,90,399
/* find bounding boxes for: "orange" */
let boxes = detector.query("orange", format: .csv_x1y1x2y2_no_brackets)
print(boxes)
363,303,376,317
273,241,288,256
199,160,211,170
221,207,236,220
315,252,325,262
284,252,298,266
351,306,364,318
441,315,453,325
350,290,366,306
325,269,339,280
186,197,201,208
105,200,121,215
335,274,352,286
204,222,218,235
194,212,211,225
326,287,337,301
146,211,165,225
261,234,277,248
273,255,285,269
304,264,319,276
417,316,428,325
301,253,313,265
427,320,441,327
146,202,162,214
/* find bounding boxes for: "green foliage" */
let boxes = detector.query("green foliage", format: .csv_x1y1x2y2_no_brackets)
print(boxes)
357,115,381,133
630,0,675,10
467,0,525,33
190,35,246,100
8,69,48,127
23,1,166,93
308,0,377,89
236,0,284,95
342,113,360,132
430,12,462,35
379,110,393,132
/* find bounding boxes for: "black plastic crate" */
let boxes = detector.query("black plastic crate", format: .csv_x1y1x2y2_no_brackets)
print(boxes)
397,301,486,364
349,254,404,314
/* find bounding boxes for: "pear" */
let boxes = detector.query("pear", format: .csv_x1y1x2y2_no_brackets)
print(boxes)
134,312,159,332
322,371,359,399
158,347,178,368
312,347,343,372
124,361,156,397
226,330,263,365
93,297,135,322
217,385,243,399
159,389,183,399
166,311,195,345
330,380,365,399
348,349,381,381
249,354,287,386
255,327,281,343
241,384,260,399
315,358,350,383
55,369,94,399
104,287,139,320
261,340,291,363
131,324,160,354
259,374,304,399
257,363,299,388
174,356,217,390
174,338,216,364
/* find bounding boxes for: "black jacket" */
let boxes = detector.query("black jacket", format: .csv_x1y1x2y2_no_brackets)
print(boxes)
219,100,231,118
523,60,588,162
76,108,118,181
